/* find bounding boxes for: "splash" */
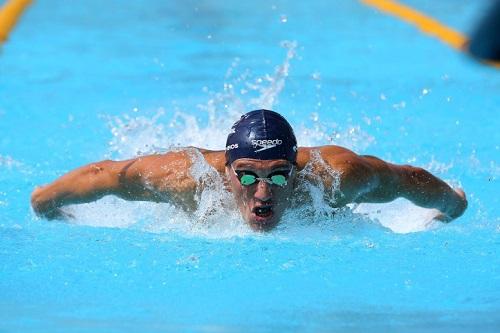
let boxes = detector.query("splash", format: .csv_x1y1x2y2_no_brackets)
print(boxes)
64,153,252,239
354,200,441,234
292,149,342,217
105,41,299,159
65,41,447,236
0,155,23,169
248,40,297,109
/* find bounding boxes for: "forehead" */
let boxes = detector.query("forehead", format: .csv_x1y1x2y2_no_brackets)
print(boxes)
232,158,291,169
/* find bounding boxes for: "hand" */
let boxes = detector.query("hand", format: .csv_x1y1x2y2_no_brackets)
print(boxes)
432,212,452,223
434,188,467,223
41,207,74,220
449,188,467,219
31,186,74,220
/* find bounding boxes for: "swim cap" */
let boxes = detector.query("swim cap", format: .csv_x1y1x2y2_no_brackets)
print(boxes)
225,109,298,165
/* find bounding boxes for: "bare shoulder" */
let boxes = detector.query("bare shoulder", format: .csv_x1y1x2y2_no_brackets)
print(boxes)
296,145,364,171
123,148,225,172
199,149,226,173
118,148,225,192
296,145,383,205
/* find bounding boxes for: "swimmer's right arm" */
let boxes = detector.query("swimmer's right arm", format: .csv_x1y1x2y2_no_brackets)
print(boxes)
30,151,204,220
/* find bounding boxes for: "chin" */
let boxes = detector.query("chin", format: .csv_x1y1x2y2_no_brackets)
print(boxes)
246,214,280,231
248,221,277,232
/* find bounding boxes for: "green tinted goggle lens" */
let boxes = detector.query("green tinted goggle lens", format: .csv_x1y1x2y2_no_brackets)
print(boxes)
239,173,288,186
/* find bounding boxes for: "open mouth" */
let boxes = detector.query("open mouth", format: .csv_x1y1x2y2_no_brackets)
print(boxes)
253,206,273,218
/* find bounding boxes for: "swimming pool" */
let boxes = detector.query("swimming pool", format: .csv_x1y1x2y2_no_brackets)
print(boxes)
1,0,499,332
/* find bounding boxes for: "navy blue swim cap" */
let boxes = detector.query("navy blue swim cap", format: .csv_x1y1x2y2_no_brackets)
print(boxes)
225,109,298,165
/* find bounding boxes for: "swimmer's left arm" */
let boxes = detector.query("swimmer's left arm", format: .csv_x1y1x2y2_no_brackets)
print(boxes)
321,148,467,221
391,162,467,222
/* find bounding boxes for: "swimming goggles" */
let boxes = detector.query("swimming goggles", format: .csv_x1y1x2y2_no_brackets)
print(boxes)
231,166,293,187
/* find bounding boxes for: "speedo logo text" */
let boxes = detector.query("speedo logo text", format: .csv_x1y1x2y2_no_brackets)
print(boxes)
252,139,282,152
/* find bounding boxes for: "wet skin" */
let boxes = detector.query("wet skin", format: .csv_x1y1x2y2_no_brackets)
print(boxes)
31,146,468,230
225,159,295,231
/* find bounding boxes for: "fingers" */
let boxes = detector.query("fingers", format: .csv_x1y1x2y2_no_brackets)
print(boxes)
452,187,468,218
435,188,467,223
43,208,74,221
433,212,452,223
33,205,73,221
455,188,466,200
31,185,72,220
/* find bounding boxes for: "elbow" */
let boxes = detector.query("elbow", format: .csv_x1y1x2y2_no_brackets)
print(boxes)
398,165,428,192
90,159,143,196
402,165,426,180
84,160,119,191
88,160,113,175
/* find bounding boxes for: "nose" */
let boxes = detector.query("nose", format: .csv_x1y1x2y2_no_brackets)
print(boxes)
254,180,272,202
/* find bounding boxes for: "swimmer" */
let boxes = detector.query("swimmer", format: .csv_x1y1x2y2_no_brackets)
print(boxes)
31,109,467,231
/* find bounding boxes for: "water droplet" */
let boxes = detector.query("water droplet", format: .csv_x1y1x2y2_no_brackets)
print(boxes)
392,101,406,110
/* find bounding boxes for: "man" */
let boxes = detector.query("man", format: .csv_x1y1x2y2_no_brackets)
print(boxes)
31,109,467,231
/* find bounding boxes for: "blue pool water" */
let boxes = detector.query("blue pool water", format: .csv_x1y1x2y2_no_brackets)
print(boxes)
1,0,499,332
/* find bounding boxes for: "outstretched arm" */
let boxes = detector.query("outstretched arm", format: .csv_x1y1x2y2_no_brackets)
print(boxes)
316,146,467,222
30,150,206,220
357,156,466,221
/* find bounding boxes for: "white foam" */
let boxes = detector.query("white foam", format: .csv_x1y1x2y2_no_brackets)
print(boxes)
353,199,442,234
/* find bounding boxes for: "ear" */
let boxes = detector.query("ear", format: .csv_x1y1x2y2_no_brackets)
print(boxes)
224,164,232,179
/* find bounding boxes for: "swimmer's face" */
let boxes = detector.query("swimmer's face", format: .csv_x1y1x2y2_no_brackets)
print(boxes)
226,158,296,231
